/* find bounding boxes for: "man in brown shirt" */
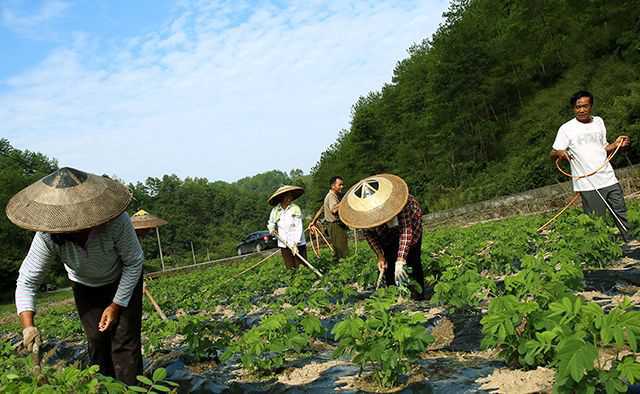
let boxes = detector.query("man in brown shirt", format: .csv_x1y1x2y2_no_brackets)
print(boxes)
310,176,349,260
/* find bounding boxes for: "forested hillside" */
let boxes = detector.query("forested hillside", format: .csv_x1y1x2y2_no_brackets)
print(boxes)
308,0,640,210
0,140,58,292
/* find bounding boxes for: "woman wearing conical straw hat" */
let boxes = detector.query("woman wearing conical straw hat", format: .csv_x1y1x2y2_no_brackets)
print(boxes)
6,167,144,385
267,185,308,269
339,174,427,300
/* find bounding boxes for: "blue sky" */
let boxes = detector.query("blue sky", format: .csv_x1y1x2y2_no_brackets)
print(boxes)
0,0,449,183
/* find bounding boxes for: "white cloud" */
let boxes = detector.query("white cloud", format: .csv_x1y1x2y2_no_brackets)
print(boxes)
0,0,449,183
1,0,70,37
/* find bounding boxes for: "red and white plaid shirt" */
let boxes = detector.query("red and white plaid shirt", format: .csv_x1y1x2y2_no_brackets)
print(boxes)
364,195,423,261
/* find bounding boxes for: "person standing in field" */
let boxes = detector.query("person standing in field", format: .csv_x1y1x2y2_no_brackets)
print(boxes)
6,167,144,385
338,173,427,300
267,185,308,269
550,90,632,241
309,176,350,260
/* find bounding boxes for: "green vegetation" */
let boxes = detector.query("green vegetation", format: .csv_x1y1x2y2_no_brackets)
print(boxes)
308,0,640,210
221,310,323,376
333,288,434,387
2,0,640,391
0,340,176,393
2,203,638,391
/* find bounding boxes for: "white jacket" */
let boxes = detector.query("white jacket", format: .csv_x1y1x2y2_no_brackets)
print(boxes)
267,203,306,247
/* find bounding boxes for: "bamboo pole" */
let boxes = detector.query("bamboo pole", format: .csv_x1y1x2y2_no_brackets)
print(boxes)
143,282,167,320
155,227,165,272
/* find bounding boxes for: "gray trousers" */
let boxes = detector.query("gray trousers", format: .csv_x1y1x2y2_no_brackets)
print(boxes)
580,183,630,241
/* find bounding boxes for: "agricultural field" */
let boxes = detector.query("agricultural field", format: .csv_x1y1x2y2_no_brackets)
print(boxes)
4,203,640,393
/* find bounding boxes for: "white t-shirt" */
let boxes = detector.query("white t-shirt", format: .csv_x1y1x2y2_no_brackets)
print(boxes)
552,116,618,192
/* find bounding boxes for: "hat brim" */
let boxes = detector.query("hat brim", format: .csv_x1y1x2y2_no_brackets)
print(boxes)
338,174,408,229
268,187,304,206
6,173,132,233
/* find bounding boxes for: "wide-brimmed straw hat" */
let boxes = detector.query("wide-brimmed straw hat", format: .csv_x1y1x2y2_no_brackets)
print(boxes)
5,167,132,233
268,185,304,206
131,209,168,230
338,173,408,229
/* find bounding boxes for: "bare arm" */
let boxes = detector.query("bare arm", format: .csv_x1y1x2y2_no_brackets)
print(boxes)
550,149,571,161
308,206,323,227
605,136,630,153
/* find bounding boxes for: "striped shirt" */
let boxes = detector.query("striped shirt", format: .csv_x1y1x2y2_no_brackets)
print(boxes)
15,212,144,314
364,195,423,261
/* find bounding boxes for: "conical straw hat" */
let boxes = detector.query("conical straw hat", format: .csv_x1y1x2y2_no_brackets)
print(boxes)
131,209,168,230
338,173,409,229
268,185,304,206
6,167,132,233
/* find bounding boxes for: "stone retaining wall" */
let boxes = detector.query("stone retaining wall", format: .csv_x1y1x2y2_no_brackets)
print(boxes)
424,164,640,227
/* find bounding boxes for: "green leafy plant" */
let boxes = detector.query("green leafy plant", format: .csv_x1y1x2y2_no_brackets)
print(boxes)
221,310,323,376
128,368,179,393
433,263,495,311
181,316,239,361
483,296,640,393
0,339,177,393
332,288,433,388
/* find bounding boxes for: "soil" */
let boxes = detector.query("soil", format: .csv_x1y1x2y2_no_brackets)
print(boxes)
476,367,555,393
278,360,348,385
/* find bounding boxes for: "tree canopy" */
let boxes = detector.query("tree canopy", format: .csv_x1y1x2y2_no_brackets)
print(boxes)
308,0,640,210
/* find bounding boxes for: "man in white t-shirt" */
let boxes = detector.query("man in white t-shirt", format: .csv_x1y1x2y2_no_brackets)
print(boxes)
551,90,632,241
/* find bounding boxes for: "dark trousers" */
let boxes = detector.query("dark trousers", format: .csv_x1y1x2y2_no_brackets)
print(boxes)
380,234,426,299
327,221,349,260
580,183,631,241
72,276,143,385
280,244,308,269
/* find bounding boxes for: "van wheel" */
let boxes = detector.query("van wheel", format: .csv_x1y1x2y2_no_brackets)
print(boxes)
256,243,263,252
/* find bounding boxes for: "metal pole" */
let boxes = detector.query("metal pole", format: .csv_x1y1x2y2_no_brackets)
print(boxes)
155,227,165,272
190,241,196,264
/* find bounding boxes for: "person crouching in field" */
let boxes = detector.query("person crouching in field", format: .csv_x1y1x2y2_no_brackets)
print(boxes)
6,167,144,385
550,90,632,242
309,176,350,261
267,185,308,269
338,174,428,300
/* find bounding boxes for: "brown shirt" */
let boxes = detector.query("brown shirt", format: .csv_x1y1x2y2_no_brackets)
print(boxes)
323,190,340,223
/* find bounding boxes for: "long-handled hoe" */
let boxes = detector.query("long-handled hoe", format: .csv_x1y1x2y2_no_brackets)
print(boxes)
273,233,324,278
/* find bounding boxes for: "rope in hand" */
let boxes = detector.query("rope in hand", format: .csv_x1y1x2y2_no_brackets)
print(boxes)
307,224,334,257
537,140,623,233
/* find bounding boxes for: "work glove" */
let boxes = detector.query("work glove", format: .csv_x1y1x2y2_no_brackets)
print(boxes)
394,260,409,285
22,326,41,352
290,243,299,256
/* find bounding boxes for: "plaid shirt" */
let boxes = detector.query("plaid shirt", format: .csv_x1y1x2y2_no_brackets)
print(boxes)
364,195,423,261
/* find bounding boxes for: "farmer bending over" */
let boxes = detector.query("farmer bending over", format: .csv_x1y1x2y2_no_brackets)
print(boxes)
7,167,144,385
338,174,428,300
